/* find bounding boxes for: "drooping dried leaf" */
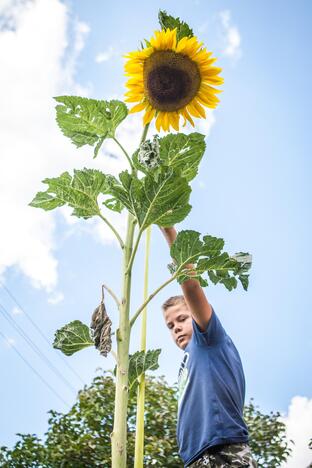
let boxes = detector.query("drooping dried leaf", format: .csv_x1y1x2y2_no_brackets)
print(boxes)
90,301,112,357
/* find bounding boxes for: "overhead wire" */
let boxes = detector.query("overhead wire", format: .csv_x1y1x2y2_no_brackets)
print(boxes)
0,280,86,386
0,301,77,395
0,328,70,407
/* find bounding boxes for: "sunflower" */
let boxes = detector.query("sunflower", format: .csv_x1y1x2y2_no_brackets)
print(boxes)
123,27,223,132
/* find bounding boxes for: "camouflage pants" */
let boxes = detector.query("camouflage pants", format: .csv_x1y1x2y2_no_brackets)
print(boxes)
187,442,257,467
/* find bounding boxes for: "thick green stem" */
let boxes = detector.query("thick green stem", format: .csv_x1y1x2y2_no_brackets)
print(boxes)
111,213,136,467
111,124,150,468
134,225,152,468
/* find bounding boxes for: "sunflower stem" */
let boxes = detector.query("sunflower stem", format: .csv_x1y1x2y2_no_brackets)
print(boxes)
125,228,143,276
111,211,135,468
130,273,178,329
134,224,152,468
140,123,150,145
112,136,134,171
98,213,124,250
111,123,150,468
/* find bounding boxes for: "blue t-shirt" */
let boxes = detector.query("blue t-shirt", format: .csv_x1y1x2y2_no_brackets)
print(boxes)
176,306,249,467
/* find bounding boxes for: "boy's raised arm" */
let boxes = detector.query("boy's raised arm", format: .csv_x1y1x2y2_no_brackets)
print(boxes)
159,226,212,332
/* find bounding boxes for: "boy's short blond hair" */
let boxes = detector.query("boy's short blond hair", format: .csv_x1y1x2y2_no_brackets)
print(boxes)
161,295,187,313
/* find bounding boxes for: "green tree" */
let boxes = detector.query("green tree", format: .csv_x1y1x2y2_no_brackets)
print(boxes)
0,373,291,467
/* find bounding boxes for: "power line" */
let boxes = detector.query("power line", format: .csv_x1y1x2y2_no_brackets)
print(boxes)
0,281,86,386
0,329,70,407
0,302,77,395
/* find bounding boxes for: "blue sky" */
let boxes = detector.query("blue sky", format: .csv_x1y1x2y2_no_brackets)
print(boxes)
0,0,311,465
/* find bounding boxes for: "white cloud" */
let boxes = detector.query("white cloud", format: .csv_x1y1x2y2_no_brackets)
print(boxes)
95,45,115,63
0,1,217,294
11,306,23,315
281,396,312,468
197,20,209,34
0,0,131,293
218,10,242,61
4,337,16,348
47,291,64,304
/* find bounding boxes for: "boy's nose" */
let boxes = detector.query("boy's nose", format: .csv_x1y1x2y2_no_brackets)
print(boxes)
174,324,182,334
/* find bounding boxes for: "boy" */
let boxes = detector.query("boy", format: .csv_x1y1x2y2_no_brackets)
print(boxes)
160,225,257,468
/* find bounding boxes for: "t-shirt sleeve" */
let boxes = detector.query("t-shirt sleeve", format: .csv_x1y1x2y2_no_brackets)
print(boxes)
191,306,227,346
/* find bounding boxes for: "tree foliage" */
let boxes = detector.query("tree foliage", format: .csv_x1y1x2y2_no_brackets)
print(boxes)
0,374,292,467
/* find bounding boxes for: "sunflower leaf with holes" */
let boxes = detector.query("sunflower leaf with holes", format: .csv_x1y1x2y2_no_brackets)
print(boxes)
133,132,206,181
108,166,192,229
29,168,120,218
169,230,252,291
54,96,128,158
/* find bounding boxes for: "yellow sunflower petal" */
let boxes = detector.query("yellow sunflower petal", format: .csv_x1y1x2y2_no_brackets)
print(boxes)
167,28,177,49
196,93,219,108
193,49,213,63
175,36,189,53
180,110,188,127
187,102,202,118
200,83,223,94
126,77,144,85
125,82,144,88
169,112,180,131
181,37,200,55
150,30,162,49
181,108,195,127
155,112,164,132
188,42,204,59
198,90,220,103
203,75,224,85
143,106,156,125
128,102,147,114
200,59,219,70
192,100,206,118
124,65,143,74
162,112,169,131
200,66,222,76
125,96,142,102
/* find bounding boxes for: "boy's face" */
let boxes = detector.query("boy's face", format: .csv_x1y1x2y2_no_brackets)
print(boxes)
163,302,193,350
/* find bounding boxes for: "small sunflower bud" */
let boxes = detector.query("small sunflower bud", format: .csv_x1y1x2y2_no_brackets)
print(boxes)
138,135,160,169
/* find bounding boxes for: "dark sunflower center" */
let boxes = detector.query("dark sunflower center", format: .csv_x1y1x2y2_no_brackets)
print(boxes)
143,50,201,112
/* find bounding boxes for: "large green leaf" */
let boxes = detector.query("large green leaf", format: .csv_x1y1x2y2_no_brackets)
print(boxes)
158,9,194,41
132,132,206,182
54,96,128,158
114,349,161,397
53,320,94,356
169,230,252,291
109,167,192,229
158,132,206,182
29,168,118,219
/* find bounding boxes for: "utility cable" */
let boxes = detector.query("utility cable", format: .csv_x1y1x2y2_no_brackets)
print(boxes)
0,329,70,407
0,281,86,386
0,302,77,395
